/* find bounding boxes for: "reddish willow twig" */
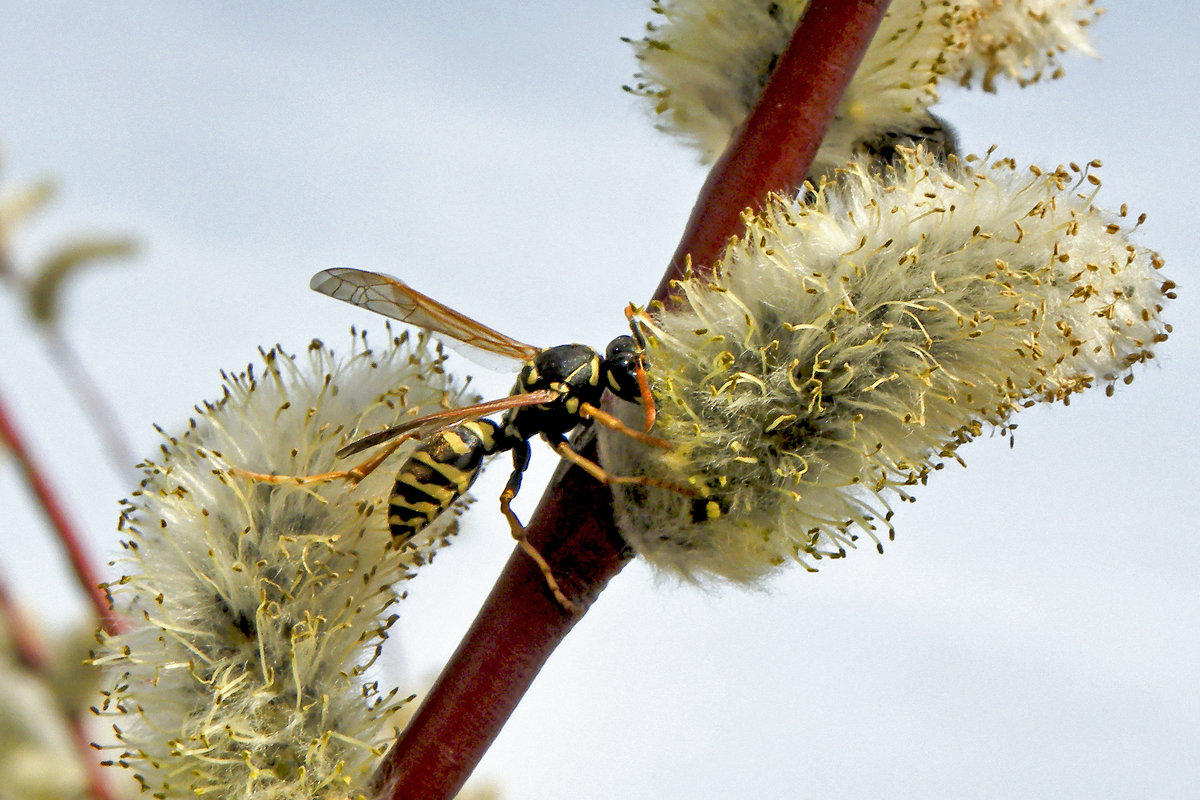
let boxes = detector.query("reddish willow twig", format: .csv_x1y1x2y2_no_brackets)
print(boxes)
0,387,124,637
0,255,140,484
377,2,894,797
0,570,119,800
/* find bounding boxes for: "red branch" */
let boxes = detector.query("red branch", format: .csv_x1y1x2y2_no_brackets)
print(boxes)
378,2,893,797
0,568,119,800
655,0,894,297
0,388,124,637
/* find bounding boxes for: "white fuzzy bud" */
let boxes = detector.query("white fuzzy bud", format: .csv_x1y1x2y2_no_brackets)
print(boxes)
92,328,477,799
600,150,1172,581
625,0,1100,167
959,0,1100,92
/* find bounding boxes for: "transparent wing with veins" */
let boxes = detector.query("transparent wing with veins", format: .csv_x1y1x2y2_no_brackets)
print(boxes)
335,389,561,459
311,268,541,367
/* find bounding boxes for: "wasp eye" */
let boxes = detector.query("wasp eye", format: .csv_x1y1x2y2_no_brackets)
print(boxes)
606,335,637,362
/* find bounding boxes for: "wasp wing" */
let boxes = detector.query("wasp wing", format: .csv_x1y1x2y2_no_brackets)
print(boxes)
311,268,541,364
335,389,561,459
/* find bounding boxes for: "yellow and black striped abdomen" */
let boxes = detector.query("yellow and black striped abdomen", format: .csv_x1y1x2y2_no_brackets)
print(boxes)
388,419,502,544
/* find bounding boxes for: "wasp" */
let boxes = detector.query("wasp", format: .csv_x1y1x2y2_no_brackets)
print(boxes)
240,268,691,611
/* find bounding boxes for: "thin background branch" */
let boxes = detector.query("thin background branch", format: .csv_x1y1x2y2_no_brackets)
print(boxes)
0,388,124,637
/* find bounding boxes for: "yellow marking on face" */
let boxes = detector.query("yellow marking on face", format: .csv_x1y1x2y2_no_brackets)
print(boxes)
704,500,721,519
565,397,580,414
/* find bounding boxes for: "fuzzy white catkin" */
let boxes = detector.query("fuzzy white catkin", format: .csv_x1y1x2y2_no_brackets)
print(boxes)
91,329,477,800
625,0,1099,167
599,150,1172,581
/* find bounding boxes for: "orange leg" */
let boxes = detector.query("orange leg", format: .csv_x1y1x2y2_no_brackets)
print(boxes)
549,436,697,498
578,402,671,450
498,440,579,613
499,490,579,614
228,435,412,487
625,304,658,433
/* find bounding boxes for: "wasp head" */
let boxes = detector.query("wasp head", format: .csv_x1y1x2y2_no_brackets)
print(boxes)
603,335,645,404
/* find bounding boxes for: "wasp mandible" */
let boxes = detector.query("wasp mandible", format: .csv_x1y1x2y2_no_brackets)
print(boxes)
240,268,690,611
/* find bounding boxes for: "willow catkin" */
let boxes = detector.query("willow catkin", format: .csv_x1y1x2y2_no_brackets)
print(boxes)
600,150,1171,581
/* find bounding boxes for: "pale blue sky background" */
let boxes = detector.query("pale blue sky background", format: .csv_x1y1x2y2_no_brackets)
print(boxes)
1,3,1197,799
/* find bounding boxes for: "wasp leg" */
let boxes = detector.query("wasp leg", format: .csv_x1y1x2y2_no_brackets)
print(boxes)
229,435,412,487
498,440,580,614
578,402,671,450
547,434,696,498
625,303,657,433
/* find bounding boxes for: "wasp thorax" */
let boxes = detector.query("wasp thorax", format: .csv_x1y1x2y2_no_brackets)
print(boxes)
524,344,601,394
505,344,603,438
